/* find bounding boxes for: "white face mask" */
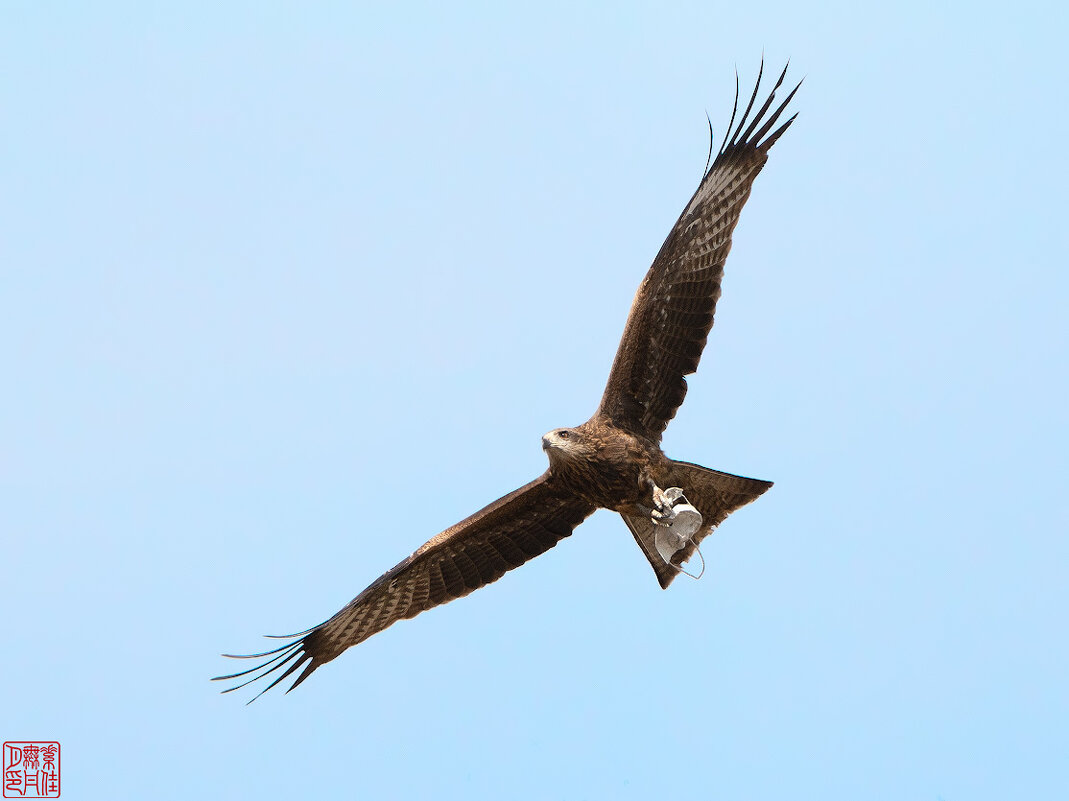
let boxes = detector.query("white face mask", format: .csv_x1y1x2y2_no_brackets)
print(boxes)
653,488,706,580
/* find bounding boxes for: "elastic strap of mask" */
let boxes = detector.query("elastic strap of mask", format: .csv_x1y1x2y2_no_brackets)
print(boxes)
675,541,706,581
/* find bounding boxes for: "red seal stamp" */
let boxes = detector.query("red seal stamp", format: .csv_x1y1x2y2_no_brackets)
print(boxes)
3,743,60,798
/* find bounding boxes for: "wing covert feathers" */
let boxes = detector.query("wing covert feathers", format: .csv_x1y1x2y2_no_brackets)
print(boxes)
598,62,800,440
214,475,594,702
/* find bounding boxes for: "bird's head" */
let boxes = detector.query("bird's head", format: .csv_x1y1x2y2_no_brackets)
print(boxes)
541,427,590,466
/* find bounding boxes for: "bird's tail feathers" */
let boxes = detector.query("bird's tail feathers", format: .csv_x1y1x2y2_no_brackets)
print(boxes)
622,460,772,589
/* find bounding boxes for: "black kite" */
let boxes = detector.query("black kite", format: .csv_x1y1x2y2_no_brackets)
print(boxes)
216,63,799,701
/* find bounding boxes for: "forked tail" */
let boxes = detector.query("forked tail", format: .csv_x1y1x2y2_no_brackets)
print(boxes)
622,460,772,588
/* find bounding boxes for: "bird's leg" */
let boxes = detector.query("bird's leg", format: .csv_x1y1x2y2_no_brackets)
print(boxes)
637,480,684,527
650,485,678,525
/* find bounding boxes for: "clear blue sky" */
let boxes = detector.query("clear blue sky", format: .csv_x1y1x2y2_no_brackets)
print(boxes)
3,3,1067,799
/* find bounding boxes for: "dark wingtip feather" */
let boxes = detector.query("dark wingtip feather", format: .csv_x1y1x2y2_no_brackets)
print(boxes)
752,74,803,146
213,631,319,703
737,62,789,144
717,70,742,164
283,659,321,694
714,60,800,167
213,644,297,683
703,111,715,174
724,59,765,152
760,110,799,152
245,651,313,704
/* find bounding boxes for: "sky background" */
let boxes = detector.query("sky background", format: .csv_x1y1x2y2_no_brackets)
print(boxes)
2,2,1067,799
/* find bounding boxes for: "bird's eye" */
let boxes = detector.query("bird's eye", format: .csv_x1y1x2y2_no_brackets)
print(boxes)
558,430,570,439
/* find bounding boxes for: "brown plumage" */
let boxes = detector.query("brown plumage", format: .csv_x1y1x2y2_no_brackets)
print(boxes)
215,62,798,701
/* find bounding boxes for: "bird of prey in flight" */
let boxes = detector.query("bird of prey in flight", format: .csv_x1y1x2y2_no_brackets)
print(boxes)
216,62,799,702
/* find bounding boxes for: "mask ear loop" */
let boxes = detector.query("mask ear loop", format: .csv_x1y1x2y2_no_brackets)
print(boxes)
675,541,706,580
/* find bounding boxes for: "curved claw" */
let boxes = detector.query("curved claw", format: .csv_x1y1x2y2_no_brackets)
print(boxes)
652,486,687,522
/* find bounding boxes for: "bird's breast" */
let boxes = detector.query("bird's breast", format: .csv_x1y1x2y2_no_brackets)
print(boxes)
548,430,663,511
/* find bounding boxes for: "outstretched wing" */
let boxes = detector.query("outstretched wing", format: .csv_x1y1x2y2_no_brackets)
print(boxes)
214,475,594,701
598,63,800,441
